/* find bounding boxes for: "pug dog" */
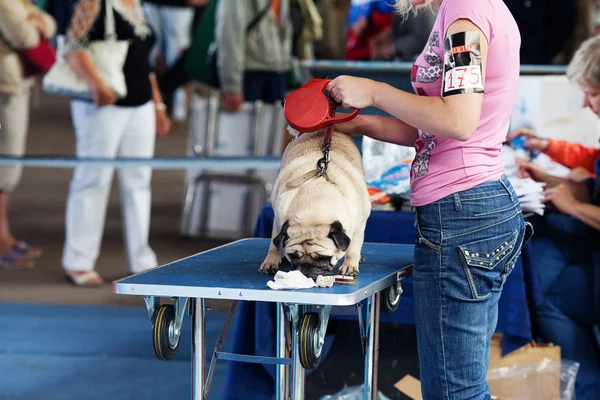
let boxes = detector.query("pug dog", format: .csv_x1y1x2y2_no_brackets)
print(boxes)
259,128,371,279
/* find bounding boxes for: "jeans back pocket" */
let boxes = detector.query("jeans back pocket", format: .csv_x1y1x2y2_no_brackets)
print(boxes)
457,229,519,300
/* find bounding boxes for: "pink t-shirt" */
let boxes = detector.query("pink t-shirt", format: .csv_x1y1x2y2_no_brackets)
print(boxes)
408,0,521,206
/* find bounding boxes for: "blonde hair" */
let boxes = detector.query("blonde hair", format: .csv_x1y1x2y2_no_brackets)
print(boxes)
394,0,436,20
566,36,600,88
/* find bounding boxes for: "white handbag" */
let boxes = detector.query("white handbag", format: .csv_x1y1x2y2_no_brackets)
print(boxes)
43,0,129,99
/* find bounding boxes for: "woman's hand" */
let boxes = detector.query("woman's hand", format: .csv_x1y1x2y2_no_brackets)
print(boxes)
544,183,580,214
27,14,46,36
326,76,381,110
156,108,171,138
506,128,549,152
515,158,548,182
92,84,117,106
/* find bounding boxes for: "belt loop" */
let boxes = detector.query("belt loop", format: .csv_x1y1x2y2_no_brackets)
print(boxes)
499,176,514,201
453,193,462,212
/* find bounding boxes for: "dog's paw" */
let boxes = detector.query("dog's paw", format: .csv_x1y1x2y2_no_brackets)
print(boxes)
259,254,280,275
338,263,359,276
359,255,365,263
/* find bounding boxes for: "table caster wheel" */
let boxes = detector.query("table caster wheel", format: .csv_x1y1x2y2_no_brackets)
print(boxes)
299,312,322,369
381,283,400,314
153,304,180,360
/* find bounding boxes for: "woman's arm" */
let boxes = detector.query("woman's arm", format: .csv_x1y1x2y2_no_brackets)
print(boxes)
329,19,488,142
149,73,171,137
335,114,419,147
372,19,487,141
65,0,116,106
508,129,599,172
570,202,600,231
545,183,600,230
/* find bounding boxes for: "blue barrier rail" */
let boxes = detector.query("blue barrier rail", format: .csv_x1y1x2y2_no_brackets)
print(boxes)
0,155,283,170
298,60,568,75
6,62,566,170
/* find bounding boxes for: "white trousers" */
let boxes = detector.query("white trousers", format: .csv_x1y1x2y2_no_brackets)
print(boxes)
63,100,158,274
143,3,194,68
0,82,32,193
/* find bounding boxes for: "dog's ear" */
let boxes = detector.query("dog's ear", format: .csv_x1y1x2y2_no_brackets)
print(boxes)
273,220,290,250
328,221,350,251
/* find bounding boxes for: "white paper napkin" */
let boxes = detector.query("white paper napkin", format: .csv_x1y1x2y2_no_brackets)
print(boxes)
267,270,335,290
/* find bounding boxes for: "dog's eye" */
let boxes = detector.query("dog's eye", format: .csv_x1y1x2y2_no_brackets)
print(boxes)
312,254,332,262
288,252,302,260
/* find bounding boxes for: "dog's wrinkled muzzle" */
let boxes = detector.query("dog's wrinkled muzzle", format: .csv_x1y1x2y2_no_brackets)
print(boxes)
292,262,334,280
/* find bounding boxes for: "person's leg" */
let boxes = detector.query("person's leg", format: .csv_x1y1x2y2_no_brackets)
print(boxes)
157,51,193,116
62,101,127,285
414,178,525,399
262,72,288,104
0,85,39,267
260,71,290,151
116,102,158,274
143,2,163,70
536,263,600,400
162,6,194,120
243,71,267,103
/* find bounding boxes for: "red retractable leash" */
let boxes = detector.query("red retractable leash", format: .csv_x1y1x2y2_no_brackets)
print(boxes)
283,78,360,179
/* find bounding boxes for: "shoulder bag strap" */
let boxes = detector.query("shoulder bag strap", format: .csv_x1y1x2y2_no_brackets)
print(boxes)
104,0,117,41
246,0,272,34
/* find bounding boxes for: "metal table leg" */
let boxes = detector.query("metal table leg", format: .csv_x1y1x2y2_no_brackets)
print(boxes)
364,293,381,400
289,304,305,400
192,298,206,400
276,302,290,400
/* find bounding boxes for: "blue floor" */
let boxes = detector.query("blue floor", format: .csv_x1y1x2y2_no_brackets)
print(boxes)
0,302,235,400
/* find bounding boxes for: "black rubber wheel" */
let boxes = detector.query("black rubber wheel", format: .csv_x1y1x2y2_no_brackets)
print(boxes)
153,304,179,360
299,312,322,369
381,283,401,314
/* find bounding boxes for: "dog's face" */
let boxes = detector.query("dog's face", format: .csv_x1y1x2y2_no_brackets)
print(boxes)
273,220,350,279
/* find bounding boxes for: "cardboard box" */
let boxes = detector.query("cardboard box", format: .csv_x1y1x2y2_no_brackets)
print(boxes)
395,334,561,400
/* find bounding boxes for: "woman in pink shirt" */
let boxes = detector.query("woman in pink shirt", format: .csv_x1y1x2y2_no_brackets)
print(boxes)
329,0,531,398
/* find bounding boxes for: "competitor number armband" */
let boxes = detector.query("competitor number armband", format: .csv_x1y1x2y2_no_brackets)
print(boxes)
442,31,484,97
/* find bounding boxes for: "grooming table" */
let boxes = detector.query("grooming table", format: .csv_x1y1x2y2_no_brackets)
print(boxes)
113,238,414,400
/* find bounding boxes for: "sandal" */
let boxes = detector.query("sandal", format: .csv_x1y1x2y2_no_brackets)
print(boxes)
65,270,105,287
0,248,35,269
14,241,43,259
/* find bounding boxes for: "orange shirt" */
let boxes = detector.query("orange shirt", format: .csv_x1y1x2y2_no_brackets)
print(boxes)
545,138,599,173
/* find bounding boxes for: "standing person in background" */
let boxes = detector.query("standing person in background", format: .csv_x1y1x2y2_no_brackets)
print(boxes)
508,37,600,399
373,5,436,61
143,0,201,120
216,0,293,112
0,0,56,268
61,0,170,287
504,0,577,65
345,0,395,61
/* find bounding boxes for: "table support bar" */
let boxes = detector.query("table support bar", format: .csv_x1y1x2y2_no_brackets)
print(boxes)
276,302,290,400
192,298,206,400
364,293,381,400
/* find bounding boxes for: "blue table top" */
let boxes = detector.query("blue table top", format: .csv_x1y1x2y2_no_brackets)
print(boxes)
113,238,414,306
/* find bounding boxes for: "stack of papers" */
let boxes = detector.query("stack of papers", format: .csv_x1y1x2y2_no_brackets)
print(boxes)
508,177,546,216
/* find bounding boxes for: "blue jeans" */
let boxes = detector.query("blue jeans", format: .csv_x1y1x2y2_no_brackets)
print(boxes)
533,213,600,400
413,175,528,399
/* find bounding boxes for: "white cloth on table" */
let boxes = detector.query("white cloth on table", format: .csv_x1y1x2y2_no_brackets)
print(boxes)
267,270,335,290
